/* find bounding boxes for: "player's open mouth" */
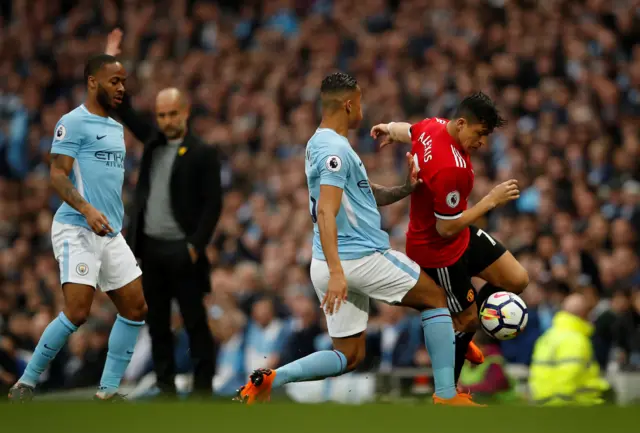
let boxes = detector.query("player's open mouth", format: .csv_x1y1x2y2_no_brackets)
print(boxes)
114,95,123,103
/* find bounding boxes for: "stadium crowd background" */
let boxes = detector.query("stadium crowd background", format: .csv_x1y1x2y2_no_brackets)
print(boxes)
1,0,640,397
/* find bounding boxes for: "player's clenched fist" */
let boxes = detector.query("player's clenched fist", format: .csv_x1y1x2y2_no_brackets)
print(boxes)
487,179,520,207
84,206,114,237
322,272,348,315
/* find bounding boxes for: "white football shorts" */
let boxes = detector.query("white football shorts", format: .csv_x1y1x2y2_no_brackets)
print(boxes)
51,221,142,292
310,250,421,338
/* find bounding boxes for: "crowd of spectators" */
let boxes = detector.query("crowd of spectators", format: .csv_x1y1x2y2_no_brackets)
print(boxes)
2,0,640,395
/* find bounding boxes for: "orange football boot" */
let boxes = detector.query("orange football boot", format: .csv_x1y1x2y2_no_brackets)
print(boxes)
433,392,486,406
235,368,277,405
465,341,485,365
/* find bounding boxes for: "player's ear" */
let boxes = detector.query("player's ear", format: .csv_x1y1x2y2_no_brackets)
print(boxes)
456,118,466,132
345,99,352,115
87,76,97,91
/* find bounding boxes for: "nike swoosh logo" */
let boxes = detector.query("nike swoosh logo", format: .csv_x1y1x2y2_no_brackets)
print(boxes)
126,350,134,355
44,343,57,351
96,135,107,140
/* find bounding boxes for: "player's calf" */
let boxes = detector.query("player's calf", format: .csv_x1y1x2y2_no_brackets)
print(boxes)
400,271,458,400
98,278,146,399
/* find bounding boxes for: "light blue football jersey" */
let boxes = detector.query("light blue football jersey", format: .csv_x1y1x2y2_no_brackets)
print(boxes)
50,105,126,236
305,128,390,260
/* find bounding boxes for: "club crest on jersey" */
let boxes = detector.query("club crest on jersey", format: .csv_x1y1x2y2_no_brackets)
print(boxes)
467,289,475,302
55,125,66,141
446,191,460,208
325,155,342,172
76,263,89,276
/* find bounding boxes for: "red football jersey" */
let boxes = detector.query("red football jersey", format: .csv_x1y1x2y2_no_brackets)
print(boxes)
405,117,474,268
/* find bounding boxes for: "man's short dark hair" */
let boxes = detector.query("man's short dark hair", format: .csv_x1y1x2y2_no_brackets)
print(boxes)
320,72,358,95
84,54,118,83
455,91,507,133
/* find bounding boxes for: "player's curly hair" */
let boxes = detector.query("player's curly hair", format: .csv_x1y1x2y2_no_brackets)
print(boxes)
455,92,507,133
320,72,358,95
84,54,118,83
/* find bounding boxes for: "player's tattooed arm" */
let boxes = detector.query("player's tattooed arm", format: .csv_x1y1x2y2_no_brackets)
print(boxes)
50,154,114,235
49,154,91,214
370,152,422,206
370,183,412,206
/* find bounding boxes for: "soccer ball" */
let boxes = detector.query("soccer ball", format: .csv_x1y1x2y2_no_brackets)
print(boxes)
479,292,528,340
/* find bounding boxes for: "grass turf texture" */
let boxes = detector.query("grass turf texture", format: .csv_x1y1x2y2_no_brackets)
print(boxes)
0,402,636,433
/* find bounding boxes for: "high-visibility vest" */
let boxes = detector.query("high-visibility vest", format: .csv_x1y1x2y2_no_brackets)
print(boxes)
529,312,610,406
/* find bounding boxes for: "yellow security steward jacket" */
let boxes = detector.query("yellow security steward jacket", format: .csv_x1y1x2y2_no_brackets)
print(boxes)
529,311,610,406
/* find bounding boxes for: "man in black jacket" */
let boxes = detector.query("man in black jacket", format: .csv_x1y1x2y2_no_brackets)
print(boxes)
106,30,222,398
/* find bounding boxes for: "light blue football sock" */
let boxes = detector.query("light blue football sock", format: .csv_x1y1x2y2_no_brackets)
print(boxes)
272,350,347,388
19,312,78,387
421,308,457,399
99,314,144,394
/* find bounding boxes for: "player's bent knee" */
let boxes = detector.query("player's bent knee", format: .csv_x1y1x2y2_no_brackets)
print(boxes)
128,300,148,322
63,306,91,327
402,272,447,311
118,298,148,322
345,350,365,372
506,266,529,294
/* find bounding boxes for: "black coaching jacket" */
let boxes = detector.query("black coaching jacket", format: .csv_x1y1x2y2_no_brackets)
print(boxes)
112,94,223,258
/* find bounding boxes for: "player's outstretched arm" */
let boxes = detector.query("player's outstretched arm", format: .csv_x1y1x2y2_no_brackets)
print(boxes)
435,179,519,238
317,184,348,315
370,152,422,206
370,122,412,148
50,154,113,236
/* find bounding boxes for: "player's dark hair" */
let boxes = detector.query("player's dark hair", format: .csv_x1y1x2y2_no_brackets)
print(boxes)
455,92,507,133
320,72,358,95
320,72,358,111
84,54,118,83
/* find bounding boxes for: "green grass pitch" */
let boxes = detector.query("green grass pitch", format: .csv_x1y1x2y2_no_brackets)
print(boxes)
0,402,636,433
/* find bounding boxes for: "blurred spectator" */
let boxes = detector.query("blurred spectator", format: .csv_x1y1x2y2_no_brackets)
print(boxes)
244,295,290,372
530,294,610,406
613,288,640,370
279,295,323,365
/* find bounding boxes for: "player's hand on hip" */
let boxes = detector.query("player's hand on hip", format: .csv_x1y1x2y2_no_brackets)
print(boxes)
105,28,123,56
322,272,348,315
487,179,520,207
84,207,114,236
370,124,394,148
405,152,423,192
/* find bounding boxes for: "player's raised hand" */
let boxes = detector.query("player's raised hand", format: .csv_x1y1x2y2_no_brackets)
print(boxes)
370,124,394,148
404,152,423,192
487,179,520,207
105,28,123,56
322,272,348,315
84,206,114,237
